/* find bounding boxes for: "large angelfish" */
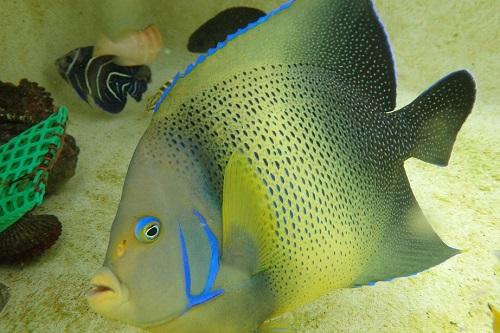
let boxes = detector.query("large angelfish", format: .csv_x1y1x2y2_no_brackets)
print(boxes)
86,0,475,332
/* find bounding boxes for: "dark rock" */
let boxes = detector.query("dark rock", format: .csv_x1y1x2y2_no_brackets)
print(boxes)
0,79,55,126
45,134,80,195
0,214,62,264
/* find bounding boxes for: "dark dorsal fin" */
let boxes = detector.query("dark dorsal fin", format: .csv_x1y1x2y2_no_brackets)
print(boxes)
289,0,397,112
155,0,397,113
188,7,266,54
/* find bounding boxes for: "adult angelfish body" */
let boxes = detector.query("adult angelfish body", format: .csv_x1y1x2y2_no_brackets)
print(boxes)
87,0,475,332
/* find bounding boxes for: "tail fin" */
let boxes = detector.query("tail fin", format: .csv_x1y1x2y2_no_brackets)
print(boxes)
391,70,475,165
127,66,151,102
127,80,148,102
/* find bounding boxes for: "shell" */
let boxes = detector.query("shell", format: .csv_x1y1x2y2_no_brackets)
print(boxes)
0,282,9,313
94,24,164,66
0,214,62,264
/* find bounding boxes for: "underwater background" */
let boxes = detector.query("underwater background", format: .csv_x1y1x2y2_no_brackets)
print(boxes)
0,0,498,332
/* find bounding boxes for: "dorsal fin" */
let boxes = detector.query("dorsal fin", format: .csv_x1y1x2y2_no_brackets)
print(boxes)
153,0,396,114
288,0,397,112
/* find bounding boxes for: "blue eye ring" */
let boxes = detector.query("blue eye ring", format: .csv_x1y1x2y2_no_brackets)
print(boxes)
135,216,161,243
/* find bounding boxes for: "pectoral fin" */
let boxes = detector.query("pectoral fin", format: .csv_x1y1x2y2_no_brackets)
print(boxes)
222,153,275,274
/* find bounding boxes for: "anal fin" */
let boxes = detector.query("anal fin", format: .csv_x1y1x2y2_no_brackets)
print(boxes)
353,169,458,287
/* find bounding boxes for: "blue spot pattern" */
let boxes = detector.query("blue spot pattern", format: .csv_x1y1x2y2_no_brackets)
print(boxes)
153,0,296,113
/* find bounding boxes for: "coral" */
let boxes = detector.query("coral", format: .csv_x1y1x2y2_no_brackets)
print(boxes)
0,214,62,264
0,78,79,193
45,134,80,195
0,79,77,264
0,79,55,127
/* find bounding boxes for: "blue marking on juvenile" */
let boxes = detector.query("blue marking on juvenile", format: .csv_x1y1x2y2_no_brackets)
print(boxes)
178,210,224,310
153,0,296,113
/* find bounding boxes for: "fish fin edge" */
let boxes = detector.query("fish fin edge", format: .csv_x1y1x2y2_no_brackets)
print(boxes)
353,169,459,287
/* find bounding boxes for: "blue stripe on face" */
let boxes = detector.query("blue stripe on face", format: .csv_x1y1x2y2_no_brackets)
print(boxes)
178,210,224,310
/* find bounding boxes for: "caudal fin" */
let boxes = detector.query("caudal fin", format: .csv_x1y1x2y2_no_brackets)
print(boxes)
353,71,475,287
391,70,476,165
127,66,151,102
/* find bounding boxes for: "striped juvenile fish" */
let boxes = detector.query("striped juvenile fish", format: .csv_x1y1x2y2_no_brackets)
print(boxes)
55,46,151,114
87,0,475,332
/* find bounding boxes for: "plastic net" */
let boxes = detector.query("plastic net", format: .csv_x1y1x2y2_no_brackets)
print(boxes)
0,106,68,232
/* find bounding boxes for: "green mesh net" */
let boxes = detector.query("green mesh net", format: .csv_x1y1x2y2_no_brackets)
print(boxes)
0,106,68,233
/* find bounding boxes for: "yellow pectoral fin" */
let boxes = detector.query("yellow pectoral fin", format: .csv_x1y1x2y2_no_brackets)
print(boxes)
222,153,275,274
489,304,500,333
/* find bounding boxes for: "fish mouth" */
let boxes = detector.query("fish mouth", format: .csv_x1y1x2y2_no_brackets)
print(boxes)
87,283,115,298
86,267,129,305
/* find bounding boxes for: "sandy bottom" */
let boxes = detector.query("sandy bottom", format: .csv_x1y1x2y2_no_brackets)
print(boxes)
0,0,498,332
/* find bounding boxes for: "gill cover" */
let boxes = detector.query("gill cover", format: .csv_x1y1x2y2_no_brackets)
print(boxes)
178,210,224,309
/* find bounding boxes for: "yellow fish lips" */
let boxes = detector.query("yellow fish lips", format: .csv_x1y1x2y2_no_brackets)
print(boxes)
86,267,130,315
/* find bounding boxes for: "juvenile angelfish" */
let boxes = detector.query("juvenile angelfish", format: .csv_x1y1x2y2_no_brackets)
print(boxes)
87,0,475,332
55,46,151,113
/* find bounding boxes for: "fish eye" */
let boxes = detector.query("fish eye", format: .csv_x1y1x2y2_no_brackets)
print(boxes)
135,216,161,243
